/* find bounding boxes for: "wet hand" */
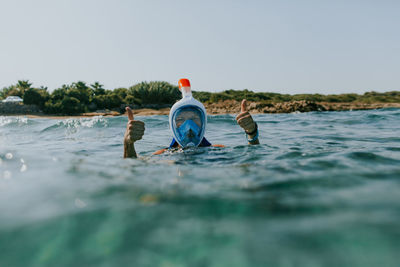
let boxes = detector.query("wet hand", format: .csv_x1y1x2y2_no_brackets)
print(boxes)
235,99,256,134
124,107,145,144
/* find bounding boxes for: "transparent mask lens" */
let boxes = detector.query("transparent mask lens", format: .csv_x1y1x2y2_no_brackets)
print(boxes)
174,108,202,128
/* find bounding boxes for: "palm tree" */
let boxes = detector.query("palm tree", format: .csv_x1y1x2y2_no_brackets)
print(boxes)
90,81,106,95
16,80,32,90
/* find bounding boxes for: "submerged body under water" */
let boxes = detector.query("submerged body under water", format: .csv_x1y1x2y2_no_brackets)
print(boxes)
1,109,400,267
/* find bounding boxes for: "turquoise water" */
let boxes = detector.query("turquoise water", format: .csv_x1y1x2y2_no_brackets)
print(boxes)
1,109,400,267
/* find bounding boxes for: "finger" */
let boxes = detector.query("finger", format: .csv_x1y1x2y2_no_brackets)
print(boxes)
238,114,250,123
134,121,145,127
133,131,144,138
129,120,144,127
132,122,145,130
133,127,145,134
131,133,144,141
241,99,247,113
126,107,134,121
238,118,249,128
238,115,254,127
236,111,249,121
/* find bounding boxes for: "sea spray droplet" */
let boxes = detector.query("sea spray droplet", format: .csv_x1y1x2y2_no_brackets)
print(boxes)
0,117,12,126
20,164,27,172
63,116,108,130
5,153,13,160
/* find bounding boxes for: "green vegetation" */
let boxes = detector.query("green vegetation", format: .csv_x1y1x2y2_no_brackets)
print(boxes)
193,90,400,104
0,80,179,115
1,80,399,115
129,81,180,106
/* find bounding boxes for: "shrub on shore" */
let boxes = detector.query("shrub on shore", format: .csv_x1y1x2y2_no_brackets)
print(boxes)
23,88,50,109
129,81,180,106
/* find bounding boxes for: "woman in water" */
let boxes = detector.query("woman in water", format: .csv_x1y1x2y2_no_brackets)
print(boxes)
124,79,259,158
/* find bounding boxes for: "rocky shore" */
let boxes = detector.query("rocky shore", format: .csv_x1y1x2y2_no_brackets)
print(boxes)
1,100,399,118
318,102,400,112
115,101,400,116
204,100,400,115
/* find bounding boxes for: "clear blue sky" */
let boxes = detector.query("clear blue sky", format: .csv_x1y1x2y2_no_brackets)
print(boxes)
0,0,399,94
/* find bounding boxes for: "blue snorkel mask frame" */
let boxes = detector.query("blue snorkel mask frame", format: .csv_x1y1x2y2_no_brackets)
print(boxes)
171,105,206,147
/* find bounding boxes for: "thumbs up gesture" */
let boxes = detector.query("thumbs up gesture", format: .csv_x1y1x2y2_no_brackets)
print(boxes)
124,107,145,144
236,99,257,134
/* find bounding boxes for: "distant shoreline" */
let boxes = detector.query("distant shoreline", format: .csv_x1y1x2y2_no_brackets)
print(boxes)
2,80,400,117
2,101,399,119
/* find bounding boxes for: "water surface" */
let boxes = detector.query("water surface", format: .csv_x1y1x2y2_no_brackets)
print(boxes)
1,109,400,266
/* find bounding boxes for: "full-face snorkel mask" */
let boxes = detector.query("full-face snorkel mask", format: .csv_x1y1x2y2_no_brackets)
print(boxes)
169,79,207,147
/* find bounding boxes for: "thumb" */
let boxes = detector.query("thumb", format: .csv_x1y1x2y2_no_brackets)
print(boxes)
241,99,247,113
126,107,134,121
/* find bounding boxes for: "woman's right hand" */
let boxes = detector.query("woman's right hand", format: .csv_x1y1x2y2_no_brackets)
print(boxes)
124,107,145,144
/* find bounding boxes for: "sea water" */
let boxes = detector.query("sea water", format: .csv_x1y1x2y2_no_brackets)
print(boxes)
0,109,400,267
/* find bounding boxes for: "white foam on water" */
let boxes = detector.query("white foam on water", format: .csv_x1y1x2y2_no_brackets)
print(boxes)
58,116,108,129
0,116,28,127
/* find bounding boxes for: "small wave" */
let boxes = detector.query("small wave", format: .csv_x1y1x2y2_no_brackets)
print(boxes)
0,116,28,127
62,116,109,129
207,114,236,124
326,141,340,145
306,159,346,169
276,151,303,159
326,135,353,141
341,119,364,125
139,116,169,127
347,152,400,164
385,147,400,152
360,169,400,180
258,120,280,124
366,113,386,120
40,116,109,133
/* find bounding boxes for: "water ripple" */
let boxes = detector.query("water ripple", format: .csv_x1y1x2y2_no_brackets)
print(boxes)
1,109,400,266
